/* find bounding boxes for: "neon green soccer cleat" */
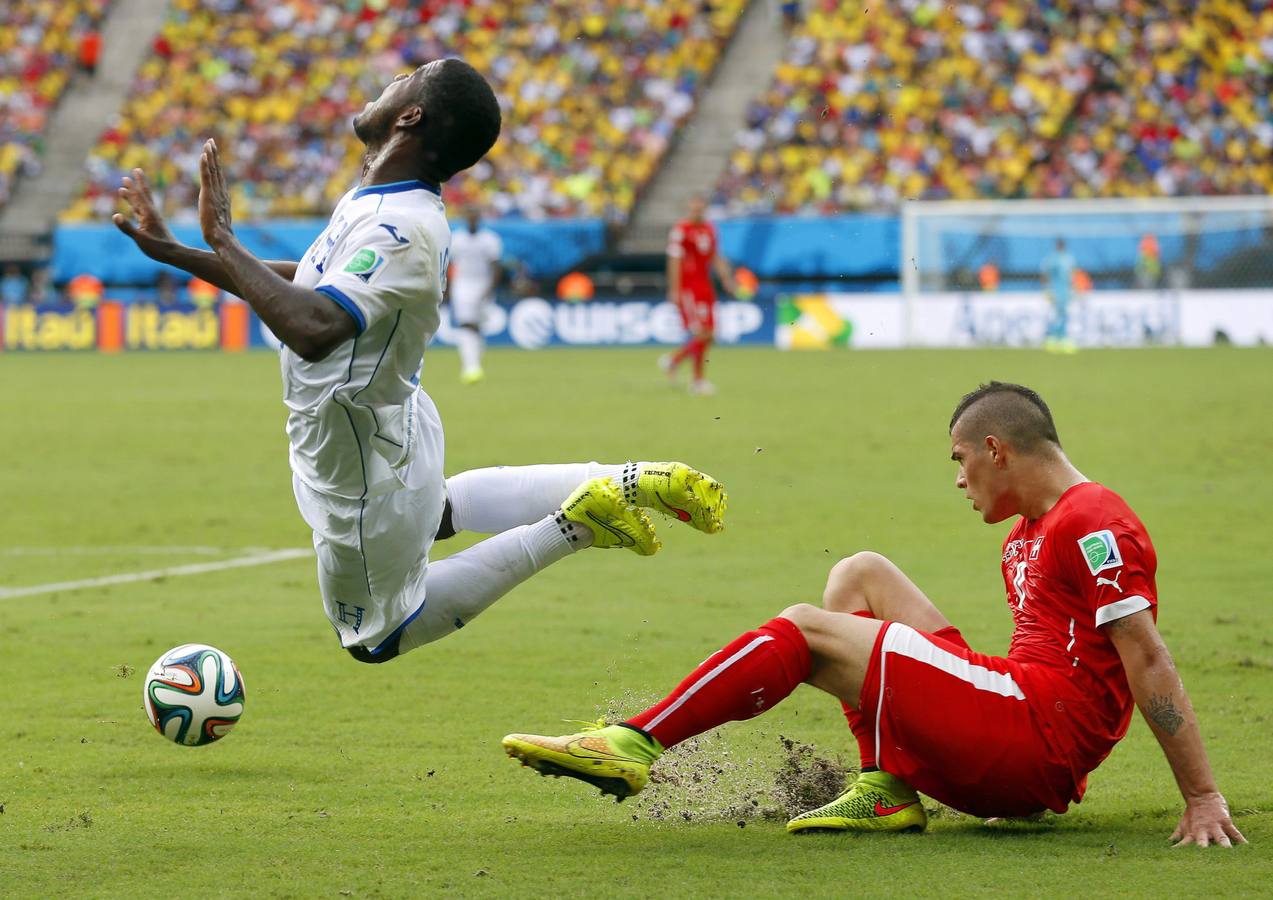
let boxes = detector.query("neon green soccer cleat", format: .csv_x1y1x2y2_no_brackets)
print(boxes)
786,770,928,834
562,477,660,555
623,462,727,534
503,723,663,801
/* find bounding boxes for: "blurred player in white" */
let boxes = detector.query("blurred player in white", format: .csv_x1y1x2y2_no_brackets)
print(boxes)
112,59,727,665
447,208,503,383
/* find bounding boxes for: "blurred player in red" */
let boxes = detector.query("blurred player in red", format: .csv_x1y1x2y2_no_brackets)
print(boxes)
660,195,737,396
505,382,1246,849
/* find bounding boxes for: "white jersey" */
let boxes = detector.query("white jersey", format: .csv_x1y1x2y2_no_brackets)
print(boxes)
285,179,451,500
447,226,503,298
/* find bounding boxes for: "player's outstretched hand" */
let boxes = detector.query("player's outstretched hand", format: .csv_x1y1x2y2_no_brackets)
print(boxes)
112,167,177,260
198,138,234,247
1171,792,1246,848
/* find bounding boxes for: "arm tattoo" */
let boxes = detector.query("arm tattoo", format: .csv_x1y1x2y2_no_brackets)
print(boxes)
1147,693,1185,736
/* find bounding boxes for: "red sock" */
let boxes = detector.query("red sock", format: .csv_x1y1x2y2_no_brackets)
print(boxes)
626,616,810,749
691,338,710,381
840,610,878,768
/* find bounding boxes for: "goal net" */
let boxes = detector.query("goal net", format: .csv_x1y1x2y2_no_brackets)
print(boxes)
897,196,1273,346
902,196,1273,295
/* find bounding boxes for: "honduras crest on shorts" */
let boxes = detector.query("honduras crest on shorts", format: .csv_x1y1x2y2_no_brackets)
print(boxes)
1077,529,1123,575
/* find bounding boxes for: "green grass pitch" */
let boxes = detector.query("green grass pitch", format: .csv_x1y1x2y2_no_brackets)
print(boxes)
1,347,1270,896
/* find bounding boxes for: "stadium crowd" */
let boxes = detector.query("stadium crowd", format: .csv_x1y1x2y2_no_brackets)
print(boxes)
714,0,1273,215
64,0,744,224
0,0,109,210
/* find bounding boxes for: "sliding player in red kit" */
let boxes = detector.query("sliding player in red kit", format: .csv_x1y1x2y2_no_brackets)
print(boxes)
660,195,737,396
504,382,1246,848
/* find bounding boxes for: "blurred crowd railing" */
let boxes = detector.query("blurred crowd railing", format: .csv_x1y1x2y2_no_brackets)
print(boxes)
62,0,744,226
713,0,1273,215
0,0,109,210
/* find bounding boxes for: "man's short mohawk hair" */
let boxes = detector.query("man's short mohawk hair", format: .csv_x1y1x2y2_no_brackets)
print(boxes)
949,382,1062,452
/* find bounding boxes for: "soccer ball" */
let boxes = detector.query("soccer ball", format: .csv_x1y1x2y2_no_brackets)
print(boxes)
143,643,245,746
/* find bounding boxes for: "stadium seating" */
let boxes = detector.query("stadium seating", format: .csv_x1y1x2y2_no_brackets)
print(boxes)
714,0,1273,215
63,0,745,224
0,0,110,209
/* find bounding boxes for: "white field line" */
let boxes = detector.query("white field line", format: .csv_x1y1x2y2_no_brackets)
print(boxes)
0,548,313,600
2,546,278,556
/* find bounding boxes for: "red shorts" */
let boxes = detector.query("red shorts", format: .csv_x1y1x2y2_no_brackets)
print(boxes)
857,622,1080,816
676,287,715,334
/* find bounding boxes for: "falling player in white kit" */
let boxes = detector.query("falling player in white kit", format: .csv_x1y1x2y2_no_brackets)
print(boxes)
447,208,503,384
111,60,727,663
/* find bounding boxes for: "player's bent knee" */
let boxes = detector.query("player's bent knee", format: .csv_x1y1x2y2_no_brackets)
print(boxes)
822,556,860,606
844,550,894,579
822,551,890,610
778,602,826,633
778,603,871,671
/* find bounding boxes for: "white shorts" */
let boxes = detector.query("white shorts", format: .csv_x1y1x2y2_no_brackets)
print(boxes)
291,392,446,655
449,281,490,327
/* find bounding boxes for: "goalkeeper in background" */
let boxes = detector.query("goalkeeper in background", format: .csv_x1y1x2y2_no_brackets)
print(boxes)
1040,237,1078,354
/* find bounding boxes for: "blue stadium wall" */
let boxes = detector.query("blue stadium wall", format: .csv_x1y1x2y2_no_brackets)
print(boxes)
53,218,608,284
53,214,1267,287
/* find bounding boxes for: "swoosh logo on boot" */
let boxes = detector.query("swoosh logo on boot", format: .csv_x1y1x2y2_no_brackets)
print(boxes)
657,493,692,522
874,800,917,816
586,511,636,546
566,742,639,762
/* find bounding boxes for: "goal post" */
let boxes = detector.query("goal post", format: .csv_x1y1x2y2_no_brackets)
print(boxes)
899,196,1273,346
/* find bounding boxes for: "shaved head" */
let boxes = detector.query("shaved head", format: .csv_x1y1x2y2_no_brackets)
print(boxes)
949,382,1061,454
353,58,500,183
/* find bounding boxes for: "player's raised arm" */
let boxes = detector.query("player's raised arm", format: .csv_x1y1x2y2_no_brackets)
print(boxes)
112,167,298,293
196,139,356,362
1103,609,1246,848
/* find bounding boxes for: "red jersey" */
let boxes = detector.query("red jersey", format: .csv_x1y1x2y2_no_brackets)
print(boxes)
1001,481,1158,786
667,219,718,299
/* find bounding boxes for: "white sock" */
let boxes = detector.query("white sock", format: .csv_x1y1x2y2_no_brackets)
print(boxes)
397,514,588,652
457,328,482,373
446,461,631,534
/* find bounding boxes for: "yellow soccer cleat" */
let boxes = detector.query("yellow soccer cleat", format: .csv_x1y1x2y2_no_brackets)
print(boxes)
622,462,727,534
562,477,660,555
503,723,662,801
786,770,928,834
460,367,485,385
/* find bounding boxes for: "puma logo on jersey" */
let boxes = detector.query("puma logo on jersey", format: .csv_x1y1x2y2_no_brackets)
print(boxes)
1096,572,1123,593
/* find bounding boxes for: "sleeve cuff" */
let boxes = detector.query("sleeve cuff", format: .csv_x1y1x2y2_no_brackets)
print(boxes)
315,284,367,334
1095,595,1152,627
